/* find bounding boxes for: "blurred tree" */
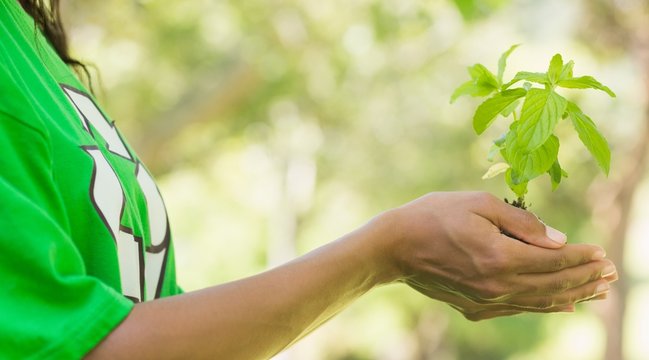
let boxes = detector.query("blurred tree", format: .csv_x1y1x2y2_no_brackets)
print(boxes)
451,0,508,21
579,1,649,359
59,0,641,358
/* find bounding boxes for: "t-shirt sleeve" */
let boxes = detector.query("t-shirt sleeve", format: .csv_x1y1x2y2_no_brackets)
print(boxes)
0,111,134,359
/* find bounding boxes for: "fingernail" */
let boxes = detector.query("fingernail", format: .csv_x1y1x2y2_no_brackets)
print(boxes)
545,225,567,245
595,282,610,295
602,264,616,278
592,249,607,260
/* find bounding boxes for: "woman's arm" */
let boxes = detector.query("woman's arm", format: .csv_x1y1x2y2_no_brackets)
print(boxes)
87,192,615,359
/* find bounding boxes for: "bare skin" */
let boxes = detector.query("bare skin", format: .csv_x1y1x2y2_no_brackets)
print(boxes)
86,191,616,359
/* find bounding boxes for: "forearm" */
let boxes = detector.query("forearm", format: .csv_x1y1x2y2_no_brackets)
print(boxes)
87,215,396,360
87,191,616,358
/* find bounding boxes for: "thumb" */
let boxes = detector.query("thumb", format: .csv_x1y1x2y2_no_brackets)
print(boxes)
492,202,567,249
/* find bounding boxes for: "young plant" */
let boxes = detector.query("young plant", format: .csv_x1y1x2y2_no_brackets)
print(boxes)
451,45,615,209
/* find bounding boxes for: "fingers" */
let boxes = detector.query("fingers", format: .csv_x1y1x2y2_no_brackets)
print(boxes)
515,259,616,295
507,240,607,273
504,278,612,309
445,292,576,321
463,303,577,321
604,270,619,283
410,274,608,322
413,282,580,320
471,192,567,249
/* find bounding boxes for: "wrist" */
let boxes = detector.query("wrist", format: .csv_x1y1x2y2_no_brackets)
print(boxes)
360,209,405,285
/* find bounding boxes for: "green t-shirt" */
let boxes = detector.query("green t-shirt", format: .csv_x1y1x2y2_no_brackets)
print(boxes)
0,1,182,358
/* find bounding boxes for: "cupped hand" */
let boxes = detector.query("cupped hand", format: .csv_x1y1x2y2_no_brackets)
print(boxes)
377,192,617,320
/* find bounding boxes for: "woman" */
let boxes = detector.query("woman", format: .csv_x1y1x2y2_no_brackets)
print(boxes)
0,1,616,358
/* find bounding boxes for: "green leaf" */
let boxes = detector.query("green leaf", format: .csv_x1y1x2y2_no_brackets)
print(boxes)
502,71,549,90
482,162,510,179
469,64,500,88
547,54,563,84
450,80,495,103
557,76,616,97
451,0,507,21
450,64,501,103
566,102,611,175
500,99,521,116
473,88,527,134
548,161,561,190
497,44,520,85
500,124,518,164
505,168,528,197
517,88,567,152
548,160,566,190
559,60,574,81
508,134,560,184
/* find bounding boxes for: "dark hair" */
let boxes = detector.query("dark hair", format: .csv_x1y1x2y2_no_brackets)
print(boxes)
18,0,94,89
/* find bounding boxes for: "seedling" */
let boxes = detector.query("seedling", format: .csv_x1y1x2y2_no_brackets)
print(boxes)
451,45,615,209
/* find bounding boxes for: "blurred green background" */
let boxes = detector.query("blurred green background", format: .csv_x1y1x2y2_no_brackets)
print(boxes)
63,0,648,359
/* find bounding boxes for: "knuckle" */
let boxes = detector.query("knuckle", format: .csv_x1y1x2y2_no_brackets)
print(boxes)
516,210,543,233
472,191,498,208
551,255,569,271
515,208,533,222
474,191,495,201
